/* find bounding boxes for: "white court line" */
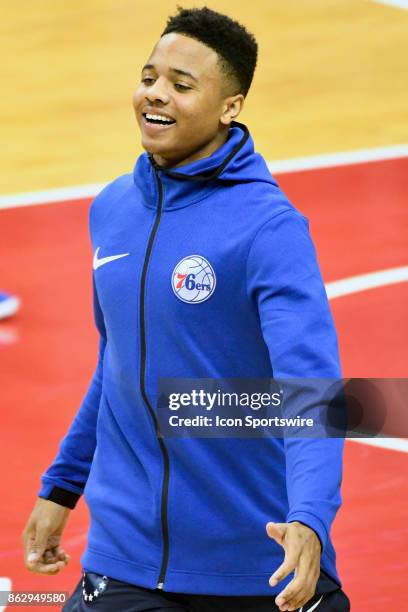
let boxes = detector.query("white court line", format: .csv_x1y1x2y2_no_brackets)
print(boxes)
349,437,408,452
369,0,408,9
0,182,105,210
267,143,408,174
327,268,408,454
0,143,407,210
326,265,408,299
0,577,12,612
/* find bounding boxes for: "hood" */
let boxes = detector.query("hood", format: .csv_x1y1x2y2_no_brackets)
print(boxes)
133,122,278,210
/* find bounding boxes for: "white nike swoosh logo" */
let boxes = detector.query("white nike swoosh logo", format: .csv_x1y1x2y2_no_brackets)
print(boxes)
300,594,324,612
93,247,130,271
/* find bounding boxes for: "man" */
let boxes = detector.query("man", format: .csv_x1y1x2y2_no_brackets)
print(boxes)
22,7,350,612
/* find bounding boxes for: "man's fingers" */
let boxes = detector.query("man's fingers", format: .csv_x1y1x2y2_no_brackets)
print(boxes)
56,548,70,563
268,525,302,586
25,522,51,566
267,523,322,611
269,551,299,587
275,552,320,611
44,550,56,563
274,563,310,609
24,533,70,575
27,559,66,575
26,543,69,575
42,545,66,561
266,522,286,546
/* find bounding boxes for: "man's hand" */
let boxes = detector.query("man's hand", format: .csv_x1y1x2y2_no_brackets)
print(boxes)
266,521,321,611
22,498,71,575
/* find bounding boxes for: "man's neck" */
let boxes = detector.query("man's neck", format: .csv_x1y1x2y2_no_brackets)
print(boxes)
152,127,229,169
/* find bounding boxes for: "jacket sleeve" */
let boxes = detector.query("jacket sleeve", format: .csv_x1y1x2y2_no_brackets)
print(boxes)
246,208,344,553
38,278,106,509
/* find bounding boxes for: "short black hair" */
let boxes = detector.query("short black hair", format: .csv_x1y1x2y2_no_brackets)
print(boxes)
161,6,258,97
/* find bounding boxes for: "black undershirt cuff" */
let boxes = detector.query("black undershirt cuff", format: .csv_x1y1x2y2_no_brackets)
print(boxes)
40,486,81,510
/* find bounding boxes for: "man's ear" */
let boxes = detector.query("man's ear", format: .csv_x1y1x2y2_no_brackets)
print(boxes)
220,94,245,126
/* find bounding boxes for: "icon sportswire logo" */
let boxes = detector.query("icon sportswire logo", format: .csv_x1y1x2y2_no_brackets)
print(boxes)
93,247,130,271
172,255,216,304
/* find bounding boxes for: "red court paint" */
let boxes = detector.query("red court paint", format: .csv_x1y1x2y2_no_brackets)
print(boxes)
0,159,407,610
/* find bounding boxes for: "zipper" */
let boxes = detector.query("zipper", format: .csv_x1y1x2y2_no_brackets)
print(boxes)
138,168,170,590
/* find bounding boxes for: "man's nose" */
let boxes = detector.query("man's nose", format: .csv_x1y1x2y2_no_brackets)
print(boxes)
145,78,170,104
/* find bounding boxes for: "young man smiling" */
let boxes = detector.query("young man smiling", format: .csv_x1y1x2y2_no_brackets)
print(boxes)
135,24,245,167
22,7,350,612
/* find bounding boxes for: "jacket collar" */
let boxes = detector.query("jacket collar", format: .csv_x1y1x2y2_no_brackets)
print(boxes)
133,122,251,210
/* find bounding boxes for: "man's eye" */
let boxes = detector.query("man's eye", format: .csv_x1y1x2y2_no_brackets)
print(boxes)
174,83,191,91
142,77,155,85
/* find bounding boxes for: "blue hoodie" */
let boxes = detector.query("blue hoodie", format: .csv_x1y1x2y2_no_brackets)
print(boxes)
39,123,344,596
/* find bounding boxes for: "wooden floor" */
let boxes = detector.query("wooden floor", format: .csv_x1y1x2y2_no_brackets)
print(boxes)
1,0,407,193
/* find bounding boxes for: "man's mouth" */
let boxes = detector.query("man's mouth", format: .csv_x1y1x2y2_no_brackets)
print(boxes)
143,113,176,127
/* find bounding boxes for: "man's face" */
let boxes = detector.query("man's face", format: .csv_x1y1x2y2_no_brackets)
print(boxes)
132,33,240,167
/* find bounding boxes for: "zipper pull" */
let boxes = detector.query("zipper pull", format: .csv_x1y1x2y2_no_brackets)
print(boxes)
157,581,164,590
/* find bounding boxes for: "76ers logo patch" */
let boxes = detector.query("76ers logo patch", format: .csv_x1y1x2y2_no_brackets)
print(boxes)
172,255,216,304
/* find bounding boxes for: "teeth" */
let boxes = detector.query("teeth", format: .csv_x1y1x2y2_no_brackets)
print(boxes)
145,113,174,123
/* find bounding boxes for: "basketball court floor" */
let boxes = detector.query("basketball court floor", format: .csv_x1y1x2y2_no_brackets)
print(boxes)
1,1,407,610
